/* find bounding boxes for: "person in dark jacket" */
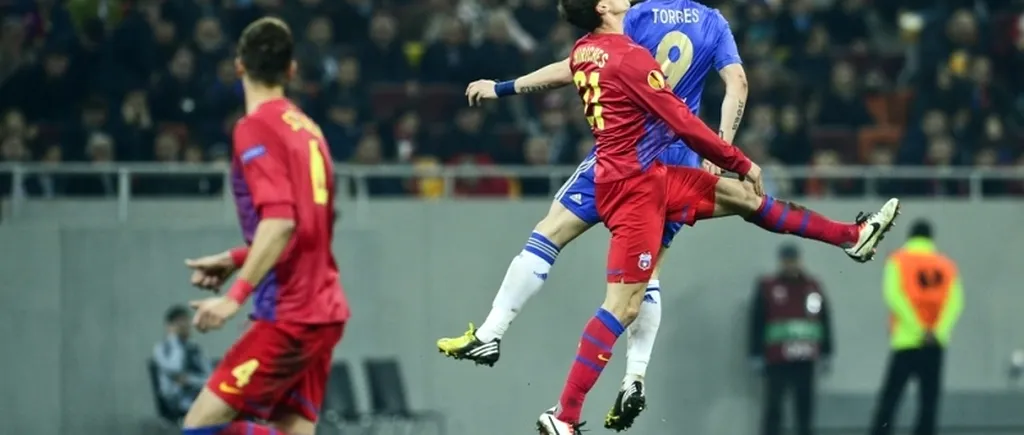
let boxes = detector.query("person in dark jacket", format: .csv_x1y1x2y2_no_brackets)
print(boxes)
749,243,834,435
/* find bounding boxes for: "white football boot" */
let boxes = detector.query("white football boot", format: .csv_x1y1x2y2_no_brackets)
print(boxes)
537,406,585,435
844,198,901,262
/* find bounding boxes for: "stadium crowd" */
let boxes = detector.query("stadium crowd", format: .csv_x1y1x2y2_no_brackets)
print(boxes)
0,0,1022,198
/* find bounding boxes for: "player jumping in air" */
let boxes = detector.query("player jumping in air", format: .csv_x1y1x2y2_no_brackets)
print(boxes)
437,0,746,430
178,17,348,435
525,0,899,432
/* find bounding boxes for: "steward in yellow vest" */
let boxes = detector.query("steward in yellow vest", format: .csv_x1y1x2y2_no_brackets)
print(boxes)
869,220,963,435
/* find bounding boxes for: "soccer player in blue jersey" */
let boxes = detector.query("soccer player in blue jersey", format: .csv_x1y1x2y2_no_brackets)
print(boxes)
437,0,747,430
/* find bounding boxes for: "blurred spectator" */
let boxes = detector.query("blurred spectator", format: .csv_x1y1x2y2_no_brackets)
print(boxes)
787,25,832,90
806,149,861,197
1,109,36,145
451,153,512,197
770,104,812,165
749,244,833,435
420,17,475,84
191,17,229,81
296,16,339,84
822,0,871,50
351,133,405,196
320,57,369,117
514,0,559,43
475,15,523,81
360,13,411,83
153,305,212,421
1,43,80,123
519,135,553,197
813,61,874,127
26,145,66,198
152,19,180,72
201,60,243,140
383,109,425,163
537,104,578,164
868,146,900,197
322,101,363,161
529,22,575,69
433,107,495,161
63,96,116,161
151,46,203,125
68,132,117,197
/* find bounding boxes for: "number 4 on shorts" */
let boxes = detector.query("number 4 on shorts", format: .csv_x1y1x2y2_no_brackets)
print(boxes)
219,358,259,395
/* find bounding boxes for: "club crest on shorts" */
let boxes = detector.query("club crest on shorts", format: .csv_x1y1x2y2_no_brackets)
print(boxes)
637,251,653,271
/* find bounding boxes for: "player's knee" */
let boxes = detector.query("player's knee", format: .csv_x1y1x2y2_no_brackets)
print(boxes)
602,283,646,325
182,388,238,428
622,297,643,324
716,178,761,215
534,204,589,246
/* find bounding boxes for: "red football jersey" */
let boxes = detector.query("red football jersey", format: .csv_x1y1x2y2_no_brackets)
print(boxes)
568,33,751,183
231,98,350,324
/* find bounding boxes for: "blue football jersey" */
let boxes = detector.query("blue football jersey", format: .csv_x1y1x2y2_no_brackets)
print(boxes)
624,0,742,115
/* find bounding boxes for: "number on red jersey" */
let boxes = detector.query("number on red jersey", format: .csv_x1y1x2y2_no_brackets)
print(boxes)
573,71,605,130
281,109,330,206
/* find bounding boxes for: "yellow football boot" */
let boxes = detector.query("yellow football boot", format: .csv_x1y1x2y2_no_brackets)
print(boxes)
436,323,500,367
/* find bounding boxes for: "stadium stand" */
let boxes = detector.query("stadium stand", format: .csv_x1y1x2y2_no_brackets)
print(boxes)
0,0,1021,199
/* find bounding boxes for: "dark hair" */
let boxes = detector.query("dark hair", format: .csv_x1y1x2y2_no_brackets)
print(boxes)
237,17,294,86
559,0,602,32
909,219,933,239
778,243,799,260
165,305,190,323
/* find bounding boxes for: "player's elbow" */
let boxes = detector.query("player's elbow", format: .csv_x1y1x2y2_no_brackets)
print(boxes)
721,66,748,96
555,57,573,84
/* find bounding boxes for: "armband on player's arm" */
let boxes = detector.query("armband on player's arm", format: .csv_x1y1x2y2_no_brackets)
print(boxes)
495,57,573,97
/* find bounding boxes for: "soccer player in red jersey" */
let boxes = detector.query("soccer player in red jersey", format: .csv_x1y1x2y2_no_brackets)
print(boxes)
536,0,900,433
178,17,348,435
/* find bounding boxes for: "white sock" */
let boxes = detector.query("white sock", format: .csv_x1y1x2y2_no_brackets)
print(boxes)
624,280,662,389
476,232,560,342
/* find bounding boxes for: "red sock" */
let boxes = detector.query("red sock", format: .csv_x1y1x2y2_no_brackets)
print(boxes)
215,421,289,435
749,196,858,247
556,308,624,423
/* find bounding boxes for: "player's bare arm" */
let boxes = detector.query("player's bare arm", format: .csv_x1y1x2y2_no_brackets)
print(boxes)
705,64,747,175
191,218,295,332
466,58,572,106
717,64,747,144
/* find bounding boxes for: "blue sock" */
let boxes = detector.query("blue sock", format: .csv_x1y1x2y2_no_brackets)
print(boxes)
522,231,560,266
182,424,228,435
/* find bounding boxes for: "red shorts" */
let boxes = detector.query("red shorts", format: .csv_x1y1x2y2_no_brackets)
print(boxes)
595,164,668,284
207,320,345,422
664,166,719,226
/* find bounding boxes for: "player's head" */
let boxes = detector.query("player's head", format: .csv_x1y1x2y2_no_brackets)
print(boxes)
909,219,933,240
236,17,296,88
559,0,630,32
165,305,191,337
778,243,801,274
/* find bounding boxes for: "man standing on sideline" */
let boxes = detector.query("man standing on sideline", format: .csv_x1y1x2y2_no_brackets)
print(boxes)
749,244,834,435
869,220,964,435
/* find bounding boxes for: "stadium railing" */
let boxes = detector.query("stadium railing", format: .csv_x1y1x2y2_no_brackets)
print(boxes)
1,164,1022,221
